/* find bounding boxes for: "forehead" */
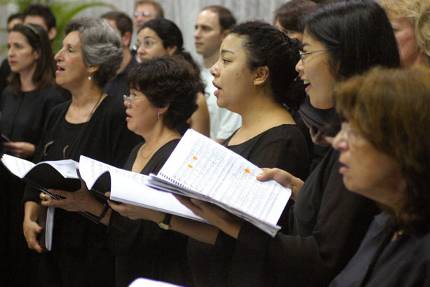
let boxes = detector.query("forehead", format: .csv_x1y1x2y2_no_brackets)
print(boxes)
136,3,157,13
302,30,325,49
139,27,160,39
8,31,28,43
8,18,23,30
24,15,48,31
221,34,247,55
196,10,220,29
63,31,81,46
105,19,118,31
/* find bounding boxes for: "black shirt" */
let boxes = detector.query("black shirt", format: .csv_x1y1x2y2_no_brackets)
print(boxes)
330,212,430,287
0,85,67,151
108,139,192,287
104,56,137,98
188,124,310,287
230,148,378,287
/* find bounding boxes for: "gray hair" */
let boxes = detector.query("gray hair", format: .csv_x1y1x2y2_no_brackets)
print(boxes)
65,17,123,88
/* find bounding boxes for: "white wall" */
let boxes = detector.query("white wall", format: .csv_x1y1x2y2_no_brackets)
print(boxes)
1,0,287,61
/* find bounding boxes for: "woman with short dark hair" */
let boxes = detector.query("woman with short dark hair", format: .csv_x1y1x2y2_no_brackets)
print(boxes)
22,17,140,287
330,66,430,287
136,18,210,136
105,57,199,287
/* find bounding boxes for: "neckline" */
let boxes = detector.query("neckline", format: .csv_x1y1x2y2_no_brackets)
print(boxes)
226,123,296,147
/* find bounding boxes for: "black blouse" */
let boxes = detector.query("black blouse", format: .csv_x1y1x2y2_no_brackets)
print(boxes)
188,124,310,287
108,139,192,287
0,85,67,152
230,148,379,287
329,212,430,287
23,94,141,248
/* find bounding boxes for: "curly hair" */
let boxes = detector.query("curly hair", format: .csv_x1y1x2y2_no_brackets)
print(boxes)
229,21,304,110
334,66,430,233
128,57,198,131
65,17,123,88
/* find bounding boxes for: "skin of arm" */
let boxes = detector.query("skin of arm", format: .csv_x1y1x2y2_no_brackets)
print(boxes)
189,92,210,136
23,201,44,253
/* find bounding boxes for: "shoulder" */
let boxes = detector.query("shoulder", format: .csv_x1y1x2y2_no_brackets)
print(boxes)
255,124,308,147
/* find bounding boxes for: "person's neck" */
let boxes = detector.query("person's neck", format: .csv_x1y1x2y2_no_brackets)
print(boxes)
203,52,219,69
239,91,293,131
141,123,180,152
70,81,103,108
118,48,132,74
19,66,37,92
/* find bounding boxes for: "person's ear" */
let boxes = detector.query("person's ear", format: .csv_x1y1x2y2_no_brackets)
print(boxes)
87,65,100,77
253,66,270,86
122,31,132,48
48,27,57,41
166,46,177,56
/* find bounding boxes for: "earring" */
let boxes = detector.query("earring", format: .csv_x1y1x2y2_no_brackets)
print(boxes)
157,111,161,120
88,76,92,81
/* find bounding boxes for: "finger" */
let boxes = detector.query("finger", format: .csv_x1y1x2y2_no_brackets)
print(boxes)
48,189,69,198
105,192,111,198
257,168,283,181
178,197,203,213
27,231,43,253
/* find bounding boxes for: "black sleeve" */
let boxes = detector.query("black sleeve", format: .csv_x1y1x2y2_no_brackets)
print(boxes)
229,154,378,287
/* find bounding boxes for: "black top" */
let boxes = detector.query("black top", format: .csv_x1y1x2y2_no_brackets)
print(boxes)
330,212,430,287
229,148,379,287
23,94,141,249
0,85,67,153
108,139,192,287
0,58,10,96
104,56,137,98
188,124,310,287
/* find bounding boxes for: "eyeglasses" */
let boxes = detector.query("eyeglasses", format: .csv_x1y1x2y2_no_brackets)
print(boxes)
137,38,156,49
123,93,143,103
134,11,154,18
299,49,328,61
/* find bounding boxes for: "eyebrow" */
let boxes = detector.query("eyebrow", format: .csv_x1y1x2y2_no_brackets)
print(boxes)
221,49,234,56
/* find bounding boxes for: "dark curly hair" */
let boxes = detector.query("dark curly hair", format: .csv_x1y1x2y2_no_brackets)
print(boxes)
229,21,304,110
335,66,430,233
128,57,199,131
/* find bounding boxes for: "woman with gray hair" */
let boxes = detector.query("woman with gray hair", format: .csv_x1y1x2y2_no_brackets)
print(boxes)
22,17,139,287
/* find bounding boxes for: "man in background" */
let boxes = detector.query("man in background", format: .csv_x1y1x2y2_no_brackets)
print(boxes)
23,4,57,41
194,5,241,142
102,11,137,97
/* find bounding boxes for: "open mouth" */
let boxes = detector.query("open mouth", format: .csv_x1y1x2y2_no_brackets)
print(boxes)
56,65,65,72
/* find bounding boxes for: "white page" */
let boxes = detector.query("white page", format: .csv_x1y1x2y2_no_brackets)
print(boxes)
129,278,181,287
45,207,55,251
158,129,291,227
1,154,78,179
79,156,204,222
1,154,35,178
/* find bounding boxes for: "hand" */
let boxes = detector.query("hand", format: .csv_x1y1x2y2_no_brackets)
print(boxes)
176,196,242,239
40,183,97,213
257,168,304,200
23,218,44,253
3,141,35,158
108,200,164,222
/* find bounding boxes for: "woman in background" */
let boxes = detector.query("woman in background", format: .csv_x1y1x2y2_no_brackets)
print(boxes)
380,0,430,67
136,18,210,136
0,23,66,287
330,66,430,287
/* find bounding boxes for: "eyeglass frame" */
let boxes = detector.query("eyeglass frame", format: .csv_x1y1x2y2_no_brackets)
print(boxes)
298,49,328,61
123,93,144,103
133,11,154,18
136,38,157,49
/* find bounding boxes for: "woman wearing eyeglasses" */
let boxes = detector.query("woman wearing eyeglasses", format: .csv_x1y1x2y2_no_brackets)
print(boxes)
329,66,430,287
136,18,210,137
0,23,66,287
22,18,140,287
178,1,402,286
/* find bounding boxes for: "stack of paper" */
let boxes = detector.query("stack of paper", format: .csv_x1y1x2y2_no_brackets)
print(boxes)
147,129,291,237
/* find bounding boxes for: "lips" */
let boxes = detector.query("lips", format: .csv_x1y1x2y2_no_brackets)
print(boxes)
212,81,221,97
